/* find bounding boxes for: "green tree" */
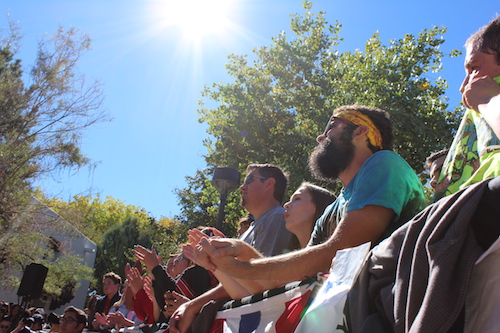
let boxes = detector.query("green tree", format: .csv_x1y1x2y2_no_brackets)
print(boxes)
174,169,243,235
0,19,108,296
93,215,187,288
176,1,461,230
94,216,150,283
41,193,151,244
43,253,94,310
40,193,187,288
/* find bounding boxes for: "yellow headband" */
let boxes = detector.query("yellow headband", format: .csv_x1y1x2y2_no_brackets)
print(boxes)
335,110,383,149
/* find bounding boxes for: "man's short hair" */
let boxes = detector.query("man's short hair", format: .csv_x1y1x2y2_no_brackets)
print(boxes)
103,272,121,285
246,164,289,203
63,306,87,326
333,104,393,152
465,16,500,65
424,149,449,172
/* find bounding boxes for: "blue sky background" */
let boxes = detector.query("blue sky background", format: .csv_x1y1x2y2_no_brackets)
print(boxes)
2,0,498,219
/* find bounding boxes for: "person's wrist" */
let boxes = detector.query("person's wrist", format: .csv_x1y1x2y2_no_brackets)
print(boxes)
187,297,205,312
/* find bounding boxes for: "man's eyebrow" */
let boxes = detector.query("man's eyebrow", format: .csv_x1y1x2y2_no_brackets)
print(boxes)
464,54,478,68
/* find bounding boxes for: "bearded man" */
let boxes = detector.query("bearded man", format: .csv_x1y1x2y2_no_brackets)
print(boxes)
168,105,426,333
306,105,426,247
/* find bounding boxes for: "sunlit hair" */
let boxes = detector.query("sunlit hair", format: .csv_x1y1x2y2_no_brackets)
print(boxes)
103,272,122,285
465,16,500,65
246,164,289,204
333,105,393,153
63,306,87,326
424,149,449,172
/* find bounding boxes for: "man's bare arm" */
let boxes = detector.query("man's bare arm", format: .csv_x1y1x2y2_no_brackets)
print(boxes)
208,205,395,282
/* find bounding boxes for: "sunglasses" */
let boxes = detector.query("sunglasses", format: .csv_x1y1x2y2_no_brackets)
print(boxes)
243,174,267,185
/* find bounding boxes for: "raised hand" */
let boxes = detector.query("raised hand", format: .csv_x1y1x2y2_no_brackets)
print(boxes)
461,73,500,111
182,243,216,272
134,245,161,272
127,266,144,295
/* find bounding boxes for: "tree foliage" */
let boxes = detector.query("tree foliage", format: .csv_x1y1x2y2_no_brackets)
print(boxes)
176,1,461,230
42,193,151,244
42,192,188,288
92,215,187,290
93,216,150,284
43,253,94,310
0,19,108,299
174,169,243,235
0,198,94,309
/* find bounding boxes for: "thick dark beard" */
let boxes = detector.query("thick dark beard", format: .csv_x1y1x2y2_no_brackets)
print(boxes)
308,131,355,182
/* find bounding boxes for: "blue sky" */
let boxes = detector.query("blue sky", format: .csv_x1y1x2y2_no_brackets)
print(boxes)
2,0,498,219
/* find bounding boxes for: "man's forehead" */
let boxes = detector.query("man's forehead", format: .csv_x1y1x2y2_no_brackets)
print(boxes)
247,169,261,177
64,312,77,319
464,47,494,66
464,47,477,66
327,116,351,126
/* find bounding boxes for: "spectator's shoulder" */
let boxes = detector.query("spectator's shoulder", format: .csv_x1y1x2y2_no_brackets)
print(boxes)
361,150,413,174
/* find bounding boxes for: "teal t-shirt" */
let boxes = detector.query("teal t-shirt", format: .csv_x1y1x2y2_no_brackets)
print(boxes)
308,150,426,246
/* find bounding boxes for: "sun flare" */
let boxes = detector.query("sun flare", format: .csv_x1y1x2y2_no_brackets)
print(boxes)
150,0,237,41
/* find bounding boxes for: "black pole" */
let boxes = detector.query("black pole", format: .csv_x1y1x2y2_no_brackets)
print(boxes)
216,193,228,230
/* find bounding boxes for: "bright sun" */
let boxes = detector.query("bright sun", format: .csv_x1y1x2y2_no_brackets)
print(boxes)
150,0,237,41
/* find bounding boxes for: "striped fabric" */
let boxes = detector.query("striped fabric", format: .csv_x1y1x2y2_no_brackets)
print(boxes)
175,277,196,299
208,277,319,333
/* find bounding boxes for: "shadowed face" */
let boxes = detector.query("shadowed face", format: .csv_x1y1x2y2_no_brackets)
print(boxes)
239,170,268,209
59,312,83,333
429,155,446,189
102,277,120,297
309,117,356,182
283,188,316,236
0,320,10,333
166,255,189,278
460,47,500,94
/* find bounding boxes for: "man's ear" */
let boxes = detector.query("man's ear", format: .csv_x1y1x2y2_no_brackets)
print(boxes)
265,177,276,190
352,125,368,139
77,323,85,332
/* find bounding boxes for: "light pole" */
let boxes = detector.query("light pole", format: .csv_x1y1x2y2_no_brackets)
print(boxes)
212,167,240,230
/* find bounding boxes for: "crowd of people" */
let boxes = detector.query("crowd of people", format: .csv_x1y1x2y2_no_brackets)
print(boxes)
0,302,79,333
5,15,500,333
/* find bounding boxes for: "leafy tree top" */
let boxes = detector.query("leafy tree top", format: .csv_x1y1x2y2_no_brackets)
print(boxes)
177,1,462,231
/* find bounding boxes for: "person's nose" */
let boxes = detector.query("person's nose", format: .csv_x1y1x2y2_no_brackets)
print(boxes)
459,75,469,94
317,132,327,143
283,201,291,209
